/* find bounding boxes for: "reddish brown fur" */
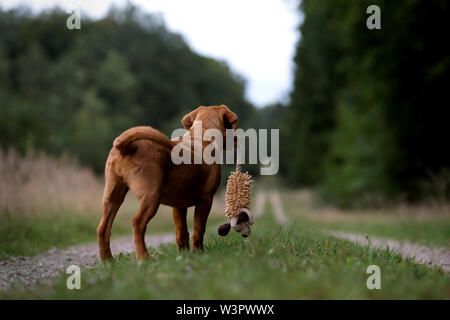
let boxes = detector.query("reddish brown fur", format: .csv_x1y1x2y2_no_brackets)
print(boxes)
97,105,238,261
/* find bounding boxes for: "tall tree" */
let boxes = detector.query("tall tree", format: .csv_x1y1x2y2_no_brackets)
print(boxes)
285,0,450,206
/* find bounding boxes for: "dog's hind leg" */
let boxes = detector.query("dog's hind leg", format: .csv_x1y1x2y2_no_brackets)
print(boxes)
173,207,189,251
132,192,160,261
192,201,212,251
97,177,128,261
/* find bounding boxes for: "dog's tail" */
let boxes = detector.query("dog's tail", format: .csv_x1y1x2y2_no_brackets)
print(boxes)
113,126,174,155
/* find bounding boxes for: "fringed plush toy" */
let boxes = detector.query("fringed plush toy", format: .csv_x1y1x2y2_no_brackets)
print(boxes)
217,146,254,238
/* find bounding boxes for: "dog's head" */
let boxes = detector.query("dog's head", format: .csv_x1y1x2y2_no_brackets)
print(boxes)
182,105,238,137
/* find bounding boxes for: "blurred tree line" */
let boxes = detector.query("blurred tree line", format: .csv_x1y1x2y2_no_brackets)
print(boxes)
1,1,449,207
283,0,450,206
0,5,254,173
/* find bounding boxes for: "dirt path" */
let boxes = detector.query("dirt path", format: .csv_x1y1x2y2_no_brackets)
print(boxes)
0,233,174,291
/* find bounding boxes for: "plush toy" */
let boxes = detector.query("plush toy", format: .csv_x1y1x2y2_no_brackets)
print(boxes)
217,150,254,238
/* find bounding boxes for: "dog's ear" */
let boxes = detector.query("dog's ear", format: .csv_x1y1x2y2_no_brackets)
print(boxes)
236,211,249,224
182,107,201,130
222,105,238,130
218,222,231,236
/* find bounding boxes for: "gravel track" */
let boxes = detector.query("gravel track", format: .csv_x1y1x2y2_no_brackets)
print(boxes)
330,231,450,272
0,233,174,291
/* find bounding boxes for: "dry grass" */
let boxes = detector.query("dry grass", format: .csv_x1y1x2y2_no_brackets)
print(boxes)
0,149,105,215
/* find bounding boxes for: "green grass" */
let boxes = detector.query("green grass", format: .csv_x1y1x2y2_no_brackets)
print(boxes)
0,211,100,260
3,214,449,299
2,185,449,299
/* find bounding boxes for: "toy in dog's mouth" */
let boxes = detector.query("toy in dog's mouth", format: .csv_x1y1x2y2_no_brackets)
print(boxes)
218,209,254,238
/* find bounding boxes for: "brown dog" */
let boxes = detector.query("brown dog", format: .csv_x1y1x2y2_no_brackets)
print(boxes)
97,105,238,261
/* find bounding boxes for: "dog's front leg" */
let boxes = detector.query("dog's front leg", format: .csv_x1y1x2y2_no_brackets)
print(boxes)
192,201,212,251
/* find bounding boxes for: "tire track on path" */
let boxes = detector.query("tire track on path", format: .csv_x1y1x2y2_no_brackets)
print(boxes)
330,231,450,272
256,190,450,272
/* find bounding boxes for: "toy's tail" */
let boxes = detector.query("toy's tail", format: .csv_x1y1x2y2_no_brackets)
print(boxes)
113,126,174,155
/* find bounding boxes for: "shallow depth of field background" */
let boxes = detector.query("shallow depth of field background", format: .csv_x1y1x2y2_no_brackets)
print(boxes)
0,0,449,299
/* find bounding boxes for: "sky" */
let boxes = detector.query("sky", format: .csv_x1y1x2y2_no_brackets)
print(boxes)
1,0,301,107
